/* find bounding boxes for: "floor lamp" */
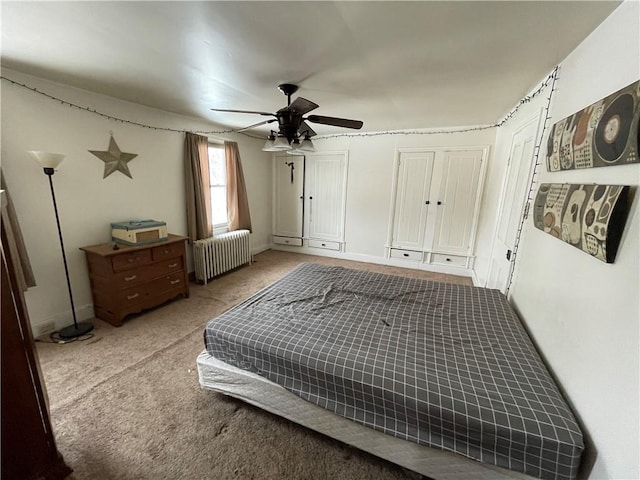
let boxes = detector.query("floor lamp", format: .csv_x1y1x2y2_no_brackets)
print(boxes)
28,151,94,339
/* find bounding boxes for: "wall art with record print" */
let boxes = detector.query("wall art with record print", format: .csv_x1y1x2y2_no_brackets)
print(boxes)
533,183,631,263
546,80,640,171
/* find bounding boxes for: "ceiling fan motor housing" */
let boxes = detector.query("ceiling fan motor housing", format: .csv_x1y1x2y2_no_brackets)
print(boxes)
276,108,305,142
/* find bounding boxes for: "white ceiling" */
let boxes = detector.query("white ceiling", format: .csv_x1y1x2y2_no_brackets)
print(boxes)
1,1,621,137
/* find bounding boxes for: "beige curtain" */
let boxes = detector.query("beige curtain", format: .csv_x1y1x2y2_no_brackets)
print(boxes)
1,171,37,291
225,141,252,232
184,133,212,241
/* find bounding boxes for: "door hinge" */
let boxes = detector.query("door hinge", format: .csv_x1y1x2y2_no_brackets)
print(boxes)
523,202,531,220
506,249,513,261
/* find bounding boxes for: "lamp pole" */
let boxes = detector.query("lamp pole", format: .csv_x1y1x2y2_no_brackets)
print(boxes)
41,164,93,339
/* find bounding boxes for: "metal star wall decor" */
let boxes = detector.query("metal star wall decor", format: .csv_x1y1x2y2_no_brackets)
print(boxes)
89,135,138,178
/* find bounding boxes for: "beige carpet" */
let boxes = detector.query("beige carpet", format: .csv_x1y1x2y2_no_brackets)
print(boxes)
36,250,472,480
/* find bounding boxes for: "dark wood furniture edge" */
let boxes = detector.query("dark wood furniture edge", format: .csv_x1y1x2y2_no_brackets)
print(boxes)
1,200,73,480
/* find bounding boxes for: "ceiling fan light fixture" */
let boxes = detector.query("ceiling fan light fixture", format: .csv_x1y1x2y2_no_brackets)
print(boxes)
299,137,315,152
261,132,279,152
287,137,303,155
271,135,291,151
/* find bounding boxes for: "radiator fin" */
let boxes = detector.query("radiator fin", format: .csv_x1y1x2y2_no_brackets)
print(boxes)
193,230,251,284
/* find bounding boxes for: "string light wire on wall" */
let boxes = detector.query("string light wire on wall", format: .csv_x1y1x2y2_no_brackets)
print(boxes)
2,68,559,295
2,69,557,139
0,76,237,137
504,66,560,296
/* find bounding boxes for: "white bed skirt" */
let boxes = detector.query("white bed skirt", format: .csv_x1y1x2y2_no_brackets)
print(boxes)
196,351,533,480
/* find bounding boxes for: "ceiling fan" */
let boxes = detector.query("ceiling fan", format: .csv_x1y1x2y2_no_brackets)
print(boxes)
211,84,363,152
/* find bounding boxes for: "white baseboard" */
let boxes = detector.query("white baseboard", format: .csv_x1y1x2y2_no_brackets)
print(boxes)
251,243,271,256
31,304,95,337
269,244,473,278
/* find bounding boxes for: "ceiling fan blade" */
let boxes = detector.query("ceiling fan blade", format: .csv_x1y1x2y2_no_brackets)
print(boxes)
233,118,277,133
287,97,319,115
298,121,316,137
211,108,274,116
307,115,363,130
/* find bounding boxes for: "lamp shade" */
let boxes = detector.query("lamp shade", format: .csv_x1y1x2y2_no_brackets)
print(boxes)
271,135,291,151
28,151,66,169
262,138,277,152
287,138,304,155
299,137,316,152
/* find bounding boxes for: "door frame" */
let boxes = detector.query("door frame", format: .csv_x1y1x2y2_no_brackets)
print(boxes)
271,153,305,238
485,109,544,293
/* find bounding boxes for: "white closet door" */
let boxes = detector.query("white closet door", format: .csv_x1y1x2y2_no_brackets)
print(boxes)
304,152,347,242
431,150,483,255
391,151,435,250
273,154,304,238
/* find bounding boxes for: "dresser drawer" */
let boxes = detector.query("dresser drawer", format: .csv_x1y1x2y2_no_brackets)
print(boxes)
308,239,341,251
430,253,467,267
272,236,303,246
152,242,184,261
111,249,153,272
114,257,184,287
389,248,423,261
117,272,185,304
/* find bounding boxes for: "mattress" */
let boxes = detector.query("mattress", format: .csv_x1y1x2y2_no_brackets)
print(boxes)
202,263,584,480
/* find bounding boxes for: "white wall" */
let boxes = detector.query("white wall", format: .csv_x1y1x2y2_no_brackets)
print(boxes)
504,2,639,478
1,70,272,332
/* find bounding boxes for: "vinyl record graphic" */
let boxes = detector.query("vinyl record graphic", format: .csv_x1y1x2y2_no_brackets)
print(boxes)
595,93,634,163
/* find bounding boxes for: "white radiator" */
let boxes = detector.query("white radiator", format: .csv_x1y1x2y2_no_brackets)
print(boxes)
194,230,251,284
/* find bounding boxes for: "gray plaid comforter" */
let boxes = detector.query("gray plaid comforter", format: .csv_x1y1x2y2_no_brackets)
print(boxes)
204,263,584,480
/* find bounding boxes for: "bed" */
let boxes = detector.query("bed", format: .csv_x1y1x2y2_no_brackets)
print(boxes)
197,263,584,480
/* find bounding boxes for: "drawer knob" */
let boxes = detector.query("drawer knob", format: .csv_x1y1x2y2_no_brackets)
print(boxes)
170,279,180,285
403,253,409,257
128,258,134,263
127,293,140,300
321,243,326,246
168,263,178,268
124,275,137,281
164,250,170,254
446,258,451,262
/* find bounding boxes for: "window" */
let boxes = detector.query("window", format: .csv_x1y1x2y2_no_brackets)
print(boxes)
208,144,227,229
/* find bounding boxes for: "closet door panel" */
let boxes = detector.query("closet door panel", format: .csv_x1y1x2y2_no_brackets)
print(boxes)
273,155,304,238
432,150,483,254
391,151,435,250
305,153,347,242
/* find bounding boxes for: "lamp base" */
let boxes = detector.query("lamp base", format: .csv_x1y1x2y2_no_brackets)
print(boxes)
58,321,94,339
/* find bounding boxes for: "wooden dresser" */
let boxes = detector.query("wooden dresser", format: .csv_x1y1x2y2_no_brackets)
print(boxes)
81,234,189,327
